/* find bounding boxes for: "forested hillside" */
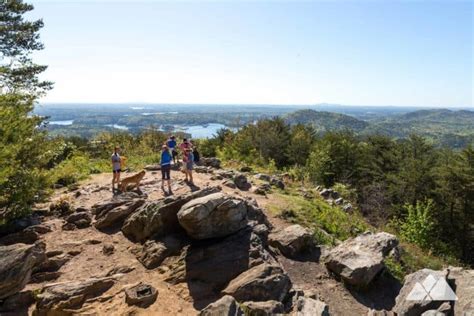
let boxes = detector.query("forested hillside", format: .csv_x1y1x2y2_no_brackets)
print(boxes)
284,109,369,132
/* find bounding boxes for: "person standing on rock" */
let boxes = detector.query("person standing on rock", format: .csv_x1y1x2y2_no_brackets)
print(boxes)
161,145,173,194
166,135,178,165
183,148,194,185
179,138,192,161
111,146,121,193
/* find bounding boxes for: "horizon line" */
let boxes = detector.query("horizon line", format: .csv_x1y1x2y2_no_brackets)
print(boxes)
37,102,474,109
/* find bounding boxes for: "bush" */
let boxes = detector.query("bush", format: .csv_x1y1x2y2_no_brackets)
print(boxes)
399,199,436,250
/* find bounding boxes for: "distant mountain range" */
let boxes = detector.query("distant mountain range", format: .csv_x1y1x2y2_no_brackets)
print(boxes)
284,109,474,148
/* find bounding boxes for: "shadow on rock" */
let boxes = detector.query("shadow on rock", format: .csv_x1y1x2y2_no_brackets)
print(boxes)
347,270,402,311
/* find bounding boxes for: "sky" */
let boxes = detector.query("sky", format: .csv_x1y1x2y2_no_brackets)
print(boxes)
29,0,473,107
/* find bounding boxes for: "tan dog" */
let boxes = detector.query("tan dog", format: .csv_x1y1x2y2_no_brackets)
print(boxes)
119,170,146,192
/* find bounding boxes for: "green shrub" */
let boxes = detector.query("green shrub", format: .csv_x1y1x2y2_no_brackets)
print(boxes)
399,199,436,250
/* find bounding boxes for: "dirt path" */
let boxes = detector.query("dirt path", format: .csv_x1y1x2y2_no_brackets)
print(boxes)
26,167,391,315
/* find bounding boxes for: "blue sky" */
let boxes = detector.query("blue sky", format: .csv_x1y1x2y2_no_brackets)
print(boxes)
29,0,472,107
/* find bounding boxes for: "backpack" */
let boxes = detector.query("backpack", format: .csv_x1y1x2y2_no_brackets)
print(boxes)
193,149,200,163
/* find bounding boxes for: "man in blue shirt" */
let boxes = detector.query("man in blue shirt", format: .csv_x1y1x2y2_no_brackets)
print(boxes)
161,145,172,194
166,136,178,165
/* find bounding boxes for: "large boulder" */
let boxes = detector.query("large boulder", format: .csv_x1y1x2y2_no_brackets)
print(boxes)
94,199,145,230
34,277,116,315
177,193,248,240
222,264,292,302
393,269,451,316
268,224,314,258
199,295,244,316
165,225,276,302
325,232,398,286
122,186,221,242
448,267,474,315
0,242,46,299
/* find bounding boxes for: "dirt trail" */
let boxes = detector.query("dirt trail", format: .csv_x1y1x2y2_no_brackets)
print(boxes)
25,167,394,315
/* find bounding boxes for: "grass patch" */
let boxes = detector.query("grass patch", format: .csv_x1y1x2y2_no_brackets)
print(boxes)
267,185,370,242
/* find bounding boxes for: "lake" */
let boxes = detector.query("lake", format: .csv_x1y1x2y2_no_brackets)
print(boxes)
49,120,74,125
180,123,228,139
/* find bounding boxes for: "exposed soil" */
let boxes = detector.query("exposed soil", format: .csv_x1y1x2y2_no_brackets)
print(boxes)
20,166,398,315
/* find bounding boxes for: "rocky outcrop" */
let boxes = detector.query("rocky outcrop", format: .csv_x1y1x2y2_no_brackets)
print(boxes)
254,183,271,195
122,186,221,242
177,193,248,240
94,199,145,229
294,296,329,316
199,295,244,316
125,283,158,307
222,264,292,302
166,225,276,301
268,224,314,258
0,242,46,299
325,232,398,286
241,300,285,315
34,277,116,315
393,269,450,316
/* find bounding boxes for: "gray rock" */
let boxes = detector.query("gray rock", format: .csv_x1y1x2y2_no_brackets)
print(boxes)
94,199,145,229
177,193,248,240
295,296,330,316
125,283,158,307
447,267,474,316
222,264,292,302
254,183,271,195
241,300,284,315
200,157,222,169
319,188,333,198
342,203,353,212
66,211,92,229
135,235,184,269
0,290,35,313
165,226,276,301
234,173,251,191
223,180,237,189
334,197,344,205
200,295,244,316
0,242,46,299
268,224,314,258
0,229,40,246
122,186,221,242
254,174,271,182
34,277,116,314
393,269,450,316
325,232,398,286
144,164,161,171
270,177,285,190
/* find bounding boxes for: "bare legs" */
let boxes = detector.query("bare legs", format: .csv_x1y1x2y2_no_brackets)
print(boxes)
112,171,120,192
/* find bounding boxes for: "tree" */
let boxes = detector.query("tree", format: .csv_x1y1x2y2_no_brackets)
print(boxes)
1,0,52,96
0,0,53,222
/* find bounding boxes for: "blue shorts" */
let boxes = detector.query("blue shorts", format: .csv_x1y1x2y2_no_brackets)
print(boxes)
113,169,121,174
186,161,193,170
